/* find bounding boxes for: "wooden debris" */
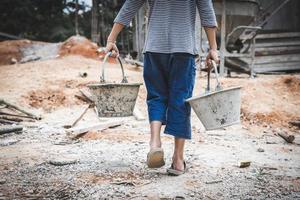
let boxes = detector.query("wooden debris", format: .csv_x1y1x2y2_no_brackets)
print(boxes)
75,94,93,104
48,158,78,166
0,99,41,120
205,180,223,184
124,58,144,67
0,105,7,109
133,107,145,121
0,119,15,124
0,115,23,122
111,181,136,186
66,120,124,138
238,160,251,168
63,104,90,129
79,88,94,103
277,132,295,143
289,120,300,128
0,125,23,135
0,111,36,120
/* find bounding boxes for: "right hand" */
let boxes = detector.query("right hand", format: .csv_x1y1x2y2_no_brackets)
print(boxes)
105,41,119,58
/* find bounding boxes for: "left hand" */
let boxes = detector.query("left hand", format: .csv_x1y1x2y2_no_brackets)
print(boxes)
206,49,220,70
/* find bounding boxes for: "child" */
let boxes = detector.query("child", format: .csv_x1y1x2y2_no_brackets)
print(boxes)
105,0,219,175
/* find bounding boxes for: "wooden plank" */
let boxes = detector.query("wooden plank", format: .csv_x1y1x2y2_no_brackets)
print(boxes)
0,125,23,135
277,132,295,143
0,111,36,120
255,40,300,48
242,54,300,64
0,115,23,122
66,120,124,138
63,104,90,129
124,58,144,67
79,89,94,103
253,62,300,72
0,99,41,120
256,32,300,39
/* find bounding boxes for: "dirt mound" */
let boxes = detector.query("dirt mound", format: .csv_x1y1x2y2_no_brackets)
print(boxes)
59,35,116,63
24,89,69,112
0,40,31,65
59,36,98,59
222,75,300,130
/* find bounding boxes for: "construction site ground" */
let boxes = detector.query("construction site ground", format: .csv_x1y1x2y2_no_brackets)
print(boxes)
0,38,300,199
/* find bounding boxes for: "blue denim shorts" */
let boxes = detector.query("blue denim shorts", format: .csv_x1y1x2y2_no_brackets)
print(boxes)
143,52,196,139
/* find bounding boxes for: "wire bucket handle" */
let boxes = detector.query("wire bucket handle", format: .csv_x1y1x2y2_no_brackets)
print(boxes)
100,52,128,83
206,60,222,93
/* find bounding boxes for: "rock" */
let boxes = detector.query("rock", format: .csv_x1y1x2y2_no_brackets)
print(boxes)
48,157,78,166
0,179,6,184
257,148,265,152
11,57,17,64
238,160,251,168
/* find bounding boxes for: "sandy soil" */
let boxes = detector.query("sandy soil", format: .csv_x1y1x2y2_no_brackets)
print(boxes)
0,55,300,199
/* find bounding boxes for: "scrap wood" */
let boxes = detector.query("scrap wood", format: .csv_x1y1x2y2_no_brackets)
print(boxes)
63,104,90,129
205,180,223,184
0,105,7,109
0,115,23,122
277,132,295,143
0,119,14,125
289,120,300,128
0,125,23,135
79,88,94,103
66,120,124,138
0,99,41,120
124,58,144,67
75,94,94,105
238,160,251,168
111,181,136,186
0,111,36,120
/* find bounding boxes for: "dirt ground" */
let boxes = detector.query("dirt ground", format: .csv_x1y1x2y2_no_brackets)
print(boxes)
0,51,300,199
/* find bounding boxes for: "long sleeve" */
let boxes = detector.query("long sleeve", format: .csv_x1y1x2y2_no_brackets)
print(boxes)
114,0,146,27
196,0,218,27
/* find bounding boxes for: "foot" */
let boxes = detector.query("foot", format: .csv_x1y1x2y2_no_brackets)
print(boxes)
167,160,187,176
147,148,165,168
172,158,185,171
149,140,161,150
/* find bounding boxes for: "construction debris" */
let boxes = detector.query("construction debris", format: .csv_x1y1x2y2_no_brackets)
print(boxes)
238,160,251,168
289,120,300,128
277,132,295,143
63,104,90,129
48,157,78,166
0,125,23,135
0,99,40,120
66,120,124,138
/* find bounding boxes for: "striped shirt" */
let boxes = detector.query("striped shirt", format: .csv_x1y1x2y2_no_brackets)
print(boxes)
114,0,217,55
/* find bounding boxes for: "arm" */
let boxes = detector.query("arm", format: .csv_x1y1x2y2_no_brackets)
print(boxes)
204,27,219,66
196,0,219,66
105,0,145,57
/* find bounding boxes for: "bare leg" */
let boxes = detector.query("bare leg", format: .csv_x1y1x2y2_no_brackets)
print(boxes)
149,121,162,149
172,137,185,171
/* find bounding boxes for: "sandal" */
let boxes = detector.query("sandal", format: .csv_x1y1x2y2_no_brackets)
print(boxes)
147,148,165,168
167,161,187,176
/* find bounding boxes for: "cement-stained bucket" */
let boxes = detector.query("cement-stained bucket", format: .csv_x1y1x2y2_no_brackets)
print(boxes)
186,61,242,130
87,53,142,117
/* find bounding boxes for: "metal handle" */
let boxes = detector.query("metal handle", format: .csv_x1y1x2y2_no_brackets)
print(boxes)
100,52,128,83
206,60,222,93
